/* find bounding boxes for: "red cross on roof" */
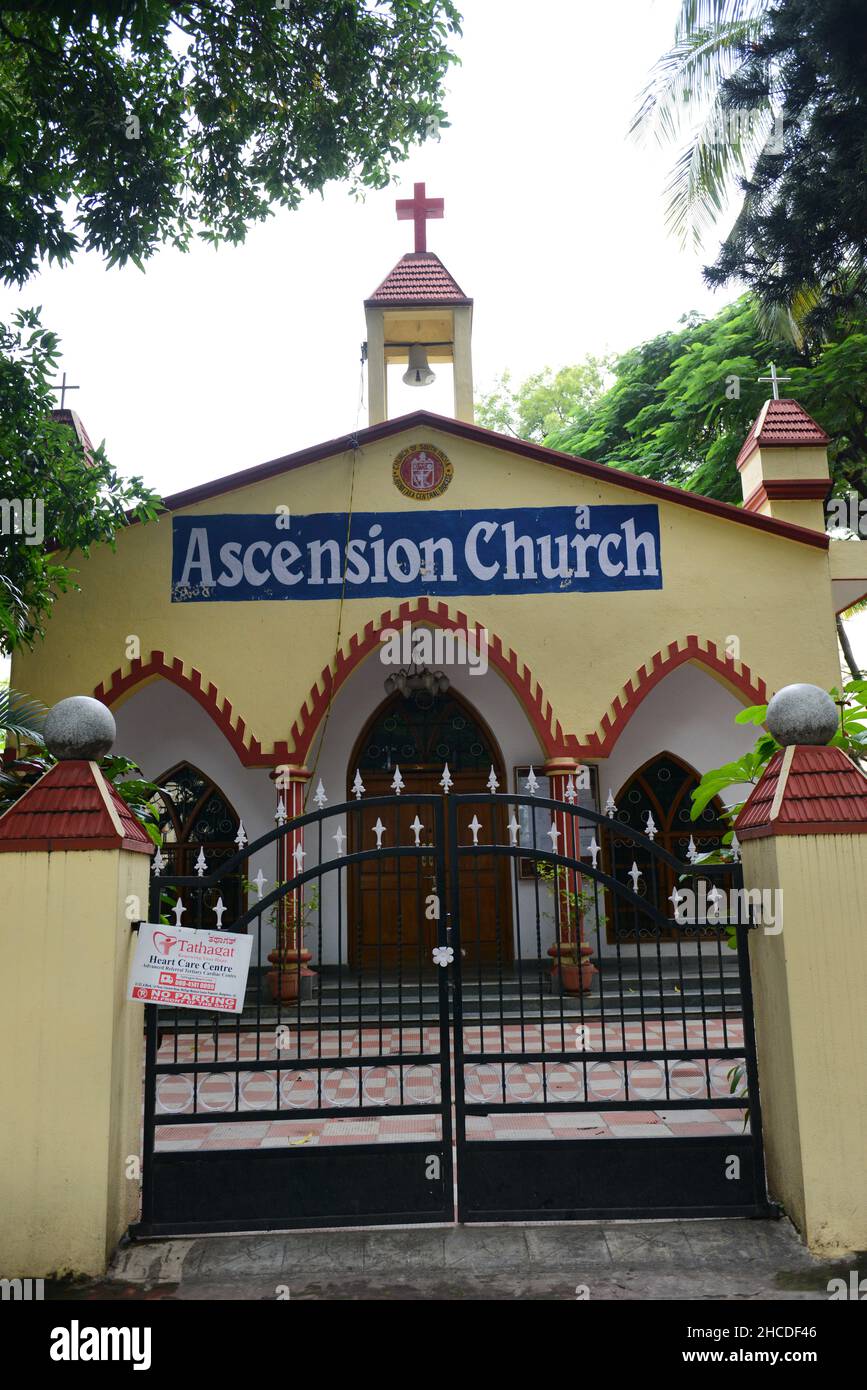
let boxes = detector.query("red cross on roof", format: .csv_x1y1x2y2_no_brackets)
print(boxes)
395,182,444,254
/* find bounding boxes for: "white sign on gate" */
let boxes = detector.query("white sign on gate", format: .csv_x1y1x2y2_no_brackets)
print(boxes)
127,923,253,1013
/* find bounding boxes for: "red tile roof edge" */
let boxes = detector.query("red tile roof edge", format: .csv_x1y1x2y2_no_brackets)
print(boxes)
734,745,867,839
0,759,154,854
735,398,831,471
147,411,830,552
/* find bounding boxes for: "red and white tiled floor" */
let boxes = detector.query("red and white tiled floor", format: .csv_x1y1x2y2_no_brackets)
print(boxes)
153,1018,748,1150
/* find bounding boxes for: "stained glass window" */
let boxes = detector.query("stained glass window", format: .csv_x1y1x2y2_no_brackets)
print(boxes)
358,692,493,772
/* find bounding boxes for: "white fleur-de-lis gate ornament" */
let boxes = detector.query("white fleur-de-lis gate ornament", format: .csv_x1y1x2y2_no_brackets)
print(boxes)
409,815,425,846
588,836,600,869
687,836,698,864
669,886,684,918
332,825,346,856
391,765,405,795
235,821,248,850
151,848,168,875
352,770,365,800
439,763,453,794
468,815,482,846
372,818,386,848
293,842,305,873
604,790,617,818
214,896,226,927
432,945,454,967
707,884,725,921
564,775,576,804
525,766,540,795
313,780,328,810
486,766,500,793
252,869,268,900
644,811,657,841
730,831,741,862
171,897,185,926
275,795,288,826
628,862,641,894
547,819,561,851
508,816,521,846
194,847,207,877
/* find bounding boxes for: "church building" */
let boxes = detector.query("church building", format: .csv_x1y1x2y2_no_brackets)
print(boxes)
11,184,866,972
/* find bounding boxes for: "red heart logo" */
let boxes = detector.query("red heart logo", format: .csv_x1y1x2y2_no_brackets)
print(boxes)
153,932,178,954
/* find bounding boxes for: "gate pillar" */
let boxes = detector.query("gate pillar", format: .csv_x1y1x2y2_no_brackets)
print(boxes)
0,697,152,1277
734,684,867,1256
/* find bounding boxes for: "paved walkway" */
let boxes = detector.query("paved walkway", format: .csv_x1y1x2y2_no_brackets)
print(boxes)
92,1218,848,1301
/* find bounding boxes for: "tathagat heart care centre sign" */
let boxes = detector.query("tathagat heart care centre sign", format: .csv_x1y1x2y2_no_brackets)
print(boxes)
128,923,253,1013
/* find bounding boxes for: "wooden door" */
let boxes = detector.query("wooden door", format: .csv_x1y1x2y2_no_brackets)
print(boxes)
346,688,514,972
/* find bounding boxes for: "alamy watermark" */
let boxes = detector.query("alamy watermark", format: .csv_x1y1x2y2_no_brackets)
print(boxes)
0,497,44,546
672,883,783,933
827,491,867,537
379,620,489,677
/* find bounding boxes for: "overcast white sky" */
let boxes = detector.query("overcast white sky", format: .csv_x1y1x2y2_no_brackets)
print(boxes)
1,0,864,666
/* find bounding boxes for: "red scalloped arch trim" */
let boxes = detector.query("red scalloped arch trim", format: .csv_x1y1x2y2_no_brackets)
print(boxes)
94,625,768,767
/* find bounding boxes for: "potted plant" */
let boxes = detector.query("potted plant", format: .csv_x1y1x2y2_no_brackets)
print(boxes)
264,884,319,1003
538,862,598,995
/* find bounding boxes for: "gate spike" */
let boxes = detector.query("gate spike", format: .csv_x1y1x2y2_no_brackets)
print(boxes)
214,896,226,927
628,862,641,893
372,817,386,848
391,765,405,795
604,790,617,818
730,831,741,862
275,795,287,826
486,765,500,793
332,825,346,856
564,774,576,804
439,762,453,794
588,836,600,868
687,835,698,864
194,847,207,876
235,821,248,850
313,779,328,810
171,896,185,926
409,815,424,846
507,815,520,846
252,869,268,899
525,766,540,795
547,819,561,851
293,842,305,873
151,847,168,875
352,770,365,800
644,811,657,841
669,886,684,917
468,815,482,845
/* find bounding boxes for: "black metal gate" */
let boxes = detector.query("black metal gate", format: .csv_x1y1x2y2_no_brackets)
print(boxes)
134,787,770,1237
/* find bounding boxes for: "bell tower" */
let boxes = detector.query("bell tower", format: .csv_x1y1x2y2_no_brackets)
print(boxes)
364,182,474,425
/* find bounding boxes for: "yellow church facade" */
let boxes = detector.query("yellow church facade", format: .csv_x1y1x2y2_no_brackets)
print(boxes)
11,192,865,969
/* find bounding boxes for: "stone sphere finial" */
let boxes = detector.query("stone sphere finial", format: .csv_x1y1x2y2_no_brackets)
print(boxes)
766,683,838,747
43,696,116,761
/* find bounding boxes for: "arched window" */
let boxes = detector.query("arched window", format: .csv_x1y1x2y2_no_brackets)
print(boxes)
356,691,497,774
607,752,731,939
154,763,246,927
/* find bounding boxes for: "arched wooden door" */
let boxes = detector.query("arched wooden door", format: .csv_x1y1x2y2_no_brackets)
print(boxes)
606,752,731,942
347,689,513,970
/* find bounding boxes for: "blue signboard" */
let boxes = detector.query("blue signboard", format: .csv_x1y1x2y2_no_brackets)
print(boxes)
171,505,662,602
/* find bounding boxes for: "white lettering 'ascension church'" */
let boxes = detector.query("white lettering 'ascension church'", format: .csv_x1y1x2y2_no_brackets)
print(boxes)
10,183,867,969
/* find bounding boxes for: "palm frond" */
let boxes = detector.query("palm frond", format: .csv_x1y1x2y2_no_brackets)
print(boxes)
663,93,772,246
0,688,48,744
631,17,767,143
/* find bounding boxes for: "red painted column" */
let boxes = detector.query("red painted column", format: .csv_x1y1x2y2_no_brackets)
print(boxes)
268,764,313,1001
544,757,594,994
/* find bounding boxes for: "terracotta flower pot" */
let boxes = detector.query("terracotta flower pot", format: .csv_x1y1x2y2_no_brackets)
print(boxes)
266,945,312,1003
547,941,596,995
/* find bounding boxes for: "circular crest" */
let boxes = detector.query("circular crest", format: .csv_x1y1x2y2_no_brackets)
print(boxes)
392,443,453,500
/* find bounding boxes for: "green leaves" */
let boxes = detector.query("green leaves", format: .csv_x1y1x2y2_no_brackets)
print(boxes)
0,307,162,654
0,2,462,284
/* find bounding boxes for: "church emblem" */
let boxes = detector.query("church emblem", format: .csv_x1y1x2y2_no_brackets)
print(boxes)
393,444,453,500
